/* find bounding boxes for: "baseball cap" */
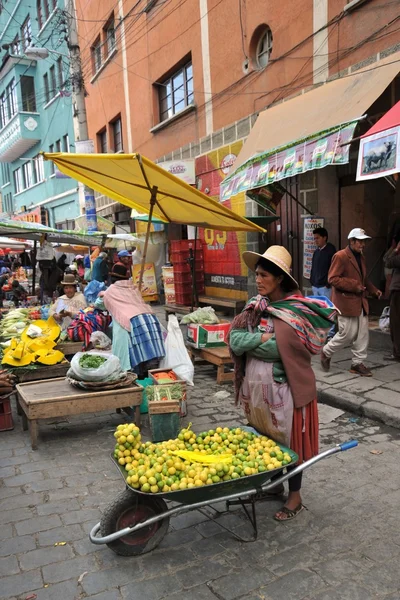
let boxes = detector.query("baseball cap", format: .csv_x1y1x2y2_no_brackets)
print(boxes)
99,252,107,258
348,228,371,240
118,250,131,257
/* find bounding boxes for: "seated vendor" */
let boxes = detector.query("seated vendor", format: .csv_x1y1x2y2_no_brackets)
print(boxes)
49,273,87,331
12,280,28,307
11,261,27,282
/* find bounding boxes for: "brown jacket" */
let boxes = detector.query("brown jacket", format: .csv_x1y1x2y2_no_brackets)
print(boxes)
384,248,400,292
328,247,378,317
274,319,316,409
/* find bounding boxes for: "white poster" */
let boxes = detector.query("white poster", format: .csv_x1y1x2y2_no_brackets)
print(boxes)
303,217,324,279
158,159,196,185
356,126,400,181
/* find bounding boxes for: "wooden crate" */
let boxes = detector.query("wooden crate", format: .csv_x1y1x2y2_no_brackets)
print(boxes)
148,369,187,416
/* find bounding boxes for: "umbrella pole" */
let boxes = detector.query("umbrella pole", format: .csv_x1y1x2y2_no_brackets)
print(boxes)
138,186,158,292
32,240,37,297
190,227,198,312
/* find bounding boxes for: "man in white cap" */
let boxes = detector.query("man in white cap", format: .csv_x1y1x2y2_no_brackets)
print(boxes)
321,228,382,377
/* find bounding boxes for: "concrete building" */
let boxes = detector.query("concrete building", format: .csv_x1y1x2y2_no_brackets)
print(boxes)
76,0,400,300
0,0,80,228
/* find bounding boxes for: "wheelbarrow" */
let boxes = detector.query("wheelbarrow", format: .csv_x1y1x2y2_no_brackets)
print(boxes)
89,436,358,556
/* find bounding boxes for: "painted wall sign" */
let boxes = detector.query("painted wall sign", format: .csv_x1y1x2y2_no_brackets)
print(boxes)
158,159,196,185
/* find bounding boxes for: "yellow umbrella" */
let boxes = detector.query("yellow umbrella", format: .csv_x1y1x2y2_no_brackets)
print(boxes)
43,152,265,288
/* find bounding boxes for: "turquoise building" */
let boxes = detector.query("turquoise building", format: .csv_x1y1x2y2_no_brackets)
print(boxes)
0,0,80,228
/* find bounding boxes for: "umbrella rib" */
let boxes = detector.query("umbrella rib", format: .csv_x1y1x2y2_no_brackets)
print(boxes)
54,159,150,193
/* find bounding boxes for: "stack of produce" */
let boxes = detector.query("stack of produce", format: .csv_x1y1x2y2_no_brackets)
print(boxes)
2,317,64,367
67,352,124,383
0,309,31,341
145,383,183,402
113,423,293,493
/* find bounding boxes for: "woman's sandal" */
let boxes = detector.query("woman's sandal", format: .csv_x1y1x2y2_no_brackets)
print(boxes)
273,503,307,521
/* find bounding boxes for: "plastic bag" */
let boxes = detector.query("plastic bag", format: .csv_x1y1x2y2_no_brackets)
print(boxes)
84,281,106,304
379,306,390,332
159,315,194,385
69,352,122,382
84,268,92,282
90,331,112,350
181,306,219,325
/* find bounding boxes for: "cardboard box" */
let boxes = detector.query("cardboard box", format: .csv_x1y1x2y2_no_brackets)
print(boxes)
148,369,187,417
186,322,230,348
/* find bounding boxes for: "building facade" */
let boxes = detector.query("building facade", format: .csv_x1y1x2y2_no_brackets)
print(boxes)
76,0,400,298
0,0,80,228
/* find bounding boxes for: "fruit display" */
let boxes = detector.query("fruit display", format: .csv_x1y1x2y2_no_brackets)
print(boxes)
113,423,293,494
2,316,64,368
151,371,178,384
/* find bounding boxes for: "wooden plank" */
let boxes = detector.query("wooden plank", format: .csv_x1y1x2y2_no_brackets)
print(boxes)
148,401,180,415
15,363,70,384
56,341,83,355
25,391,142,419
198,295,245,308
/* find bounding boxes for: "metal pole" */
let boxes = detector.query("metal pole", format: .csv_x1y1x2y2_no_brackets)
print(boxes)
66,0,98,232
138,187,157,292
32,240,37,296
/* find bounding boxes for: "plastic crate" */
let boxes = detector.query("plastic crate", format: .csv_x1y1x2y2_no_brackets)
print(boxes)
0,398,14,432
173,271,205,285
175,282,205,296
174,291,193,305
170,251,204,264
173,261,204,274
169,239,203,253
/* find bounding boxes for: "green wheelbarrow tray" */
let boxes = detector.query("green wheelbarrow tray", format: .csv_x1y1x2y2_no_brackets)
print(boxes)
111,426,299,504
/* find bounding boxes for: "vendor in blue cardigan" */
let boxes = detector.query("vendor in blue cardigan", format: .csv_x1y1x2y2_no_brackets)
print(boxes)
310,227,336,340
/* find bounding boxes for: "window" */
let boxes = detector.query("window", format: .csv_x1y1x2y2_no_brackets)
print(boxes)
0,94,6,129
159,62,194,122
21,16,32,51
104,16,116,55
51,0,57,9
43,0,49,21
1,163,11,184
10,35,21,55
48,144,55,174
1,80,18,127
21,76,36,112
55,139,61,152
43,73,50,104
57,57,64,88
98,129,107,153
91,38,102,74
34,155,45,182
37,0,43,28
62,134,69,152
3,193,13,213
23,161,33,188
49,65,57,97
255,26,273,69
112,118,122,152
14,168,23,194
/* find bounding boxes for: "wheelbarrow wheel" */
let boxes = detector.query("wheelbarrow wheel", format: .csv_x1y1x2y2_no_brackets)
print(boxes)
100,489,169,556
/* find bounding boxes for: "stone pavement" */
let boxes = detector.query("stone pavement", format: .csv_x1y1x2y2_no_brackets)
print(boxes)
1,362,400,600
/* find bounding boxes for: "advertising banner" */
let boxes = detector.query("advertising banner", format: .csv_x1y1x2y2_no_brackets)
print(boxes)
220,122,357,201
132,263,158,302
356,125,400,181
303,217,325,279
157,159,196,185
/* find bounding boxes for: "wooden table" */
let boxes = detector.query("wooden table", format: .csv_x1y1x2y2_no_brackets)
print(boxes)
56,341,84,356
13,362,71,416
187,345,234,384
198,296,246,316
16,378,143,450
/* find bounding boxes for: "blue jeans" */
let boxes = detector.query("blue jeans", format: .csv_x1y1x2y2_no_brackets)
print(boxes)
312,286,336,339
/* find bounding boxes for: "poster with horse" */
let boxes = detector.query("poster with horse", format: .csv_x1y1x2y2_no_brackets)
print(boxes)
357,126,400,181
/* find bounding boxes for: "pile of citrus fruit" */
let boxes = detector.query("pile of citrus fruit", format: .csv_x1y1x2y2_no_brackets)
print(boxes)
113,423,292,494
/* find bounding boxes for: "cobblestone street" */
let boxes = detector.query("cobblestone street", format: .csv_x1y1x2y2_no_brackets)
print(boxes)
1,361,400,600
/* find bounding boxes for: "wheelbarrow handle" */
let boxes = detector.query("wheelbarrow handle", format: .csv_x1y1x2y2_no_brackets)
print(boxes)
340,440,358,451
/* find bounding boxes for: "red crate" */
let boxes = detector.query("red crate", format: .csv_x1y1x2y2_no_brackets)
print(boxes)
173,261,204,274
174,282,205,296
173,271,205,285
170,251,204,264
174,291,193,305
0,398,14,432
170,239,203,253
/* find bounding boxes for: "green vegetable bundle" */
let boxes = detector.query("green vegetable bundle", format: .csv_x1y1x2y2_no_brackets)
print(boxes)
79,354,107,369
145,383,184,402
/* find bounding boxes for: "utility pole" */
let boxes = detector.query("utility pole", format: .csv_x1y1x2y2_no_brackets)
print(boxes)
65,0,98,232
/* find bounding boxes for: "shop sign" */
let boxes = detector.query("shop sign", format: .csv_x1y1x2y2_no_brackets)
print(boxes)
303,216,325,279
158,159,195,185
84,194,98,232
13,207,48,225
356,125,400,181
220,122,357,201
132,263,158,302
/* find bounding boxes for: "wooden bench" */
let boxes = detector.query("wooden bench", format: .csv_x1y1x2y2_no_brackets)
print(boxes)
165,304,193,318
16,377,143,450
187,345,234,385
198,296,246,316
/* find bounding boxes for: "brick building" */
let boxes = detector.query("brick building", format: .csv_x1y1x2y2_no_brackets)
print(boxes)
76,0,400,299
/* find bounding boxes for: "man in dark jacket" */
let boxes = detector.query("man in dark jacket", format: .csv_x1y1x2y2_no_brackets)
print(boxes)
310,227,336,339
384,235,400,362
110,250,131,284
321,228,382,377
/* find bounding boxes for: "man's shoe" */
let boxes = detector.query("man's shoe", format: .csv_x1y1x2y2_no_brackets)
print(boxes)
350,363,372,377
386,354,400,362
321,350,331,372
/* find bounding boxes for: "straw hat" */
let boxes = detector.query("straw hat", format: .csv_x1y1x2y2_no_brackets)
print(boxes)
61,273,78,286
242,245,299,288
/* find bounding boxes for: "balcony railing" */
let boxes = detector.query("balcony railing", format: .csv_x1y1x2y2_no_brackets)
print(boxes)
0,111,41,162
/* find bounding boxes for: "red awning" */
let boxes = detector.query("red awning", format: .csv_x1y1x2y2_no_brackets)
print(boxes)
361,100,400,137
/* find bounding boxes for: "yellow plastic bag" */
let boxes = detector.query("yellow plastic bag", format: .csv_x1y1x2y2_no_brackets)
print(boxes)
172,450,232,465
